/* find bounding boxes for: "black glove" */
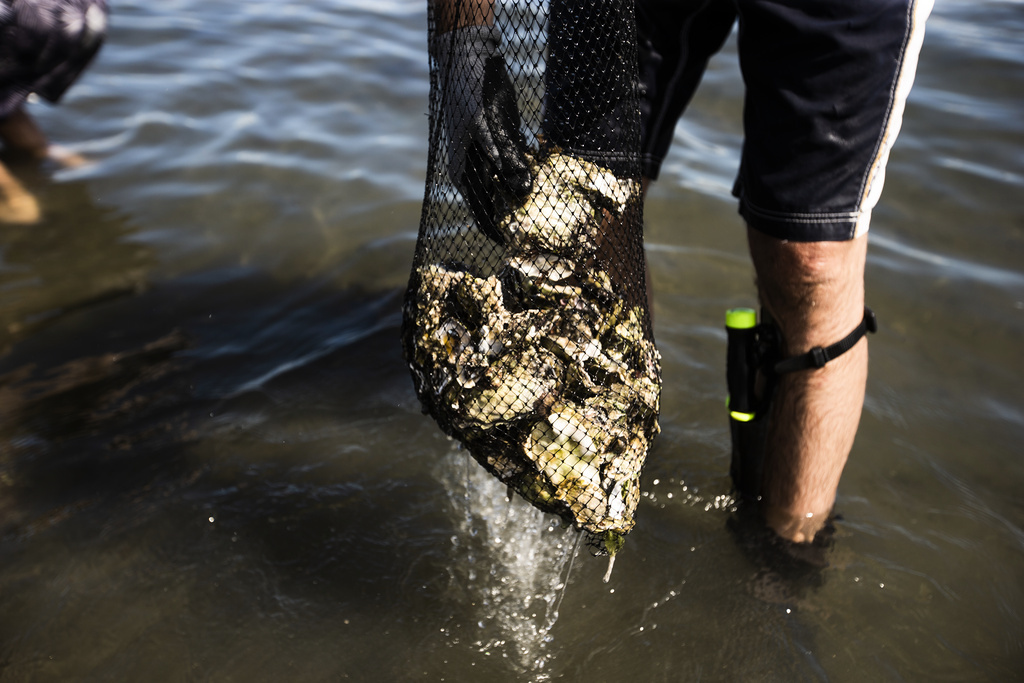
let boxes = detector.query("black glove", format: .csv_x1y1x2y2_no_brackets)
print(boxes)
435,25,532,243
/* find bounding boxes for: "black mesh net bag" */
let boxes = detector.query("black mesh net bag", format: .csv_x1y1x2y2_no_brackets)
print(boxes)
403,0,661,554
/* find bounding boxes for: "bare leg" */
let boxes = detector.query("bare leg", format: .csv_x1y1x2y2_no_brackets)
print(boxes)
0,106,87,167
0,108,47,223
747,227,869,543
0,160,41,224
0,107,49,159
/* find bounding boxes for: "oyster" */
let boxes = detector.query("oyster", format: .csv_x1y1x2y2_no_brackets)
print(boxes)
403,150,661,551
499,153,639,256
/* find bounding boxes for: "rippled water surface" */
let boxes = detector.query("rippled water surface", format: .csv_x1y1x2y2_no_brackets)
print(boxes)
1,1,1021,680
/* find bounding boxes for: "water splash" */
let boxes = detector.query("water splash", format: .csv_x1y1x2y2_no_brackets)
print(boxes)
435,448,582,679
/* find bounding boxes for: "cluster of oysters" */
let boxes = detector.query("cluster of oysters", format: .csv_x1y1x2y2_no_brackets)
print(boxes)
403,151,662,552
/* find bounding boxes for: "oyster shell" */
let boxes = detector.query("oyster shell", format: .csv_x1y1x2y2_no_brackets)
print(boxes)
403,150,661,549
499,153,639,256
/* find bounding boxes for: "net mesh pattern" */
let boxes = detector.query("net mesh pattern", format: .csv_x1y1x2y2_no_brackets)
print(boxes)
403,0,661,550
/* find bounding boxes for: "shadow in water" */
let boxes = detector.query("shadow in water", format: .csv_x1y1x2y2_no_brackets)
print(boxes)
0,250,475,679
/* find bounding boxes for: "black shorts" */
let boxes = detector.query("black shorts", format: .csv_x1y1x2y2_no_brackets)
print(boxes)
637,0,933,241
0,0,109,120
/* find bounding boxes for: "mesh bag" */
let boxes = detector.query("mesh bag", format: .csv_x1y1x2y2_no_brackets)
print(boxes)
403,0,661,553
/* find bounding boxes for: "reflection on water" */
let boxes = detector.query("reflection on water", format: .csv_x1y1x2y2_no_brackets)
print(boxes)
0,0,1021,680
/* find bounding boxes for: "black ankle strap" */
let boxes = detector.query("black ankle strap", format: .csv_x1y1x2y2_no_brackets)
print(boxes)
773,307,877,375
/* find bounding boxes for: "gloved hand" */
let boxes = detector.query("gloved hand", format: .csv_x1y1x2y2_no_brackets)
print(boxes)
434,25,532,243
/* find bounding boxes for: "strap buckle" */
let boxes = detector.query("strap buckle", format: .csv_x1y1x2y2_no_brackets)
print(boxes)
772,307,877,375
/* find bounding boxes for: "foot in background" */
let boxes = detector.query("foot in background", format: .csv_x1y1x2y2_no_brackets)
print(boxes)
0,162,41,224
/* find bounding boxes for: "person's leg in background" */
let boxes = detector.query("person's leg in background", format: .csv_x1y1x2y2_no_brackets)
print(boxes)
0,107,47,223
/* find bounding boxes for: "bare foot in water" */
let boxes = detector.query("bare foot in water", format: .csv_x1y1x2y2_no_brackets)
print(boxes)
0,163,41,224
0,188,42,224
47,144,89,169
0,108,92,224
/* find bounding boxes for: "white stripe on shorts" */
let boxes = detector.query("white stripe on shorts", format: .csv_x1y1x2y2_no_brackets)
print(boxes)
854,0,935,238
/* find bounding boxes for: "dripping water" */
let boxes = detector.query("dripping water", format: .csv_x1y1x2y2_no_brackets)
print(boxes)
434,448,583,679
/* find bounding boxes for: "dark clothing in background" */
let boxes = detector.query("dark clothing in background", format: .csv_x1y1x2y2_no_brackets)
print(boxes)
0,0,109,119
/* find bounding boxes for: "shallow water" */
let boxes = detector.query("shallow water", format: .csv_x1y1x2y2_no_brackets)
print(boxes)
1,0,1021,680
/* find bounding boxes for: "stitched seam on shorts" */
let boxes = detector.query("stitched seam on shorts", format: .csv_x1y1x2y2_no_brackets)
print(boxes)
741,200,860,225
